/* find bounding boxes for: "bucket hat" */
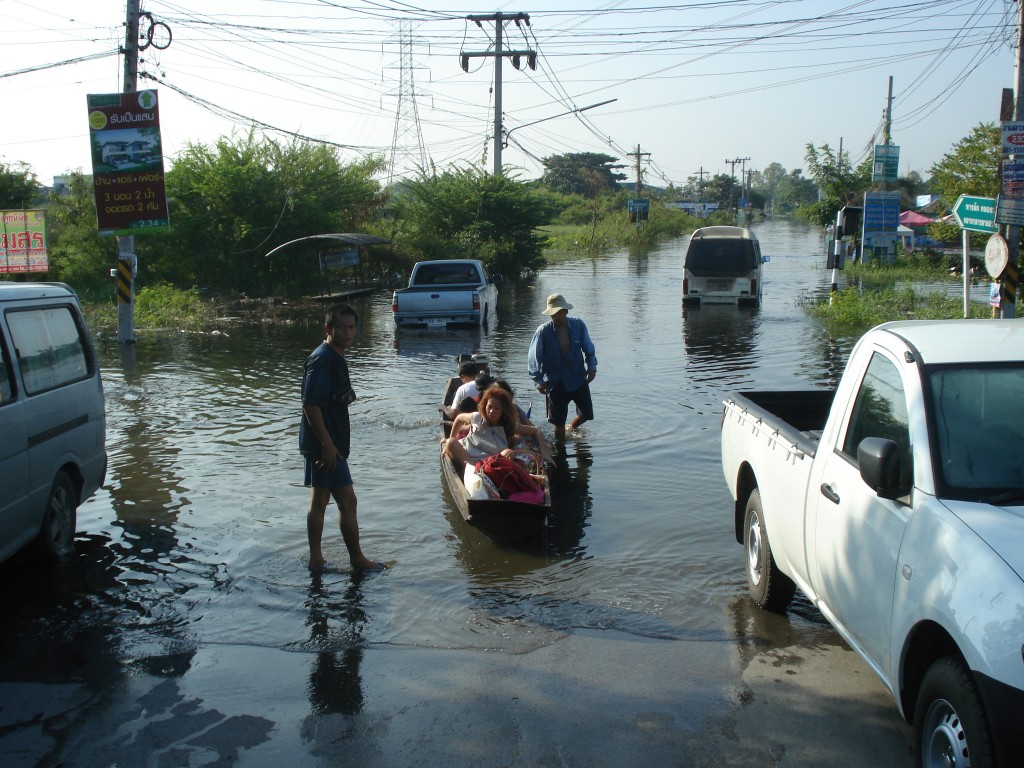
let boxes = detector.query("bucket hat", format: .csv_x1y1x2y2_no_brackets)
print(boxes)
542,293,573,315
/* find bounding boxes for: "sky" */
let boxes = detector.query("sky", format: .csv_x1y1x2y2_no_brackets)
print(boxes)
1,0,1017,190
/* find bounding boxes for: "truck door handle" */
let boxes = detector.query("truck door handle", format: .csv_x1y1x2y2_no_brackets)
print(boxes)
820,483,840,504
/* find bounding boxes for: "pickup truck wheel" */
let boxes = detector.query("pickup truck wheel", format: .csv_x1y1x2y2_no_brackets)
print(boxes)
35,470,77,559
743,489,795,612
914,656,993,768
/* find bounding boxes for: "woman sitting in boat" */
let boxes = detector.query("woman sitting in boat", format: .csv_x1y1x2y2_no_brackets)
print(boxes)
444,385,550,473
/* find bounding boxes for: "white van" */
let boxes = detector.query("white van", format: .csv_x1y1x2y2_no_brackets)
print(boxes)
682,226,766,307
0,283,106,564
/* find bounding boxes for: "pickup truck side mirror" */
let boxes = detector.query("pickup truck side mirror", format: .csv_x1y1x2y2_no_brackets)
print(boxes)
490,274,504,284
857,437,902,500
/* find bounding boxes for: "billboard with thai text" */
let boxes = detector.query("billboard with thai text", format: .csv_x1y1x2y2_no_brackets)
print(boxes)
87,90,170,235
0,209,48,273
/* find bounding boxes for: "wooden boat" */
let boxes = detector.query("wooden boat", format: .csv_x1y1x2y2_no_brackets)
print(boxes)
439,360,551,544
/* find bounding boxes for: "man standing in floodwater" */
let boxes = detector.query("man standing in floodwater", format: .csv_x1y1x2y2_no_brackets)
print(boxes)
528,293,598,440
300,303,386,572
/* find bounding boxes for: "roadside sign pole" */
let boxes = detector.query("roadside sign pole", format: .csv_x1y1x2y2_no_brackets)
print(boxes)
962,230,970,318
952,194,999,316
118,0,140,343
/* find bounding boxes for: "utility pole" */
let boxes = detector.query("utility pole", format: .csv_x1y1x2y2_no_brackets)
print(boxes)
883,76,893,145
693,166,709,198
725,157,748,212
118,0,141,344
629,144,651,195
461,13,535,175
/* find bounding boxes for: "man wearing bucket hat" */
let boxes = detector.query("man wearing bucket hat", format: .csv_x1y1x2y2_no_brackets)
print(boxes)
528,293,597,439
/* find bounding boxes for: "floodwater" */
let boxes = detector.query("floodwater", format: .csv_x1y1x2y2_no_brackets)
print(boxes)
1,218,954,766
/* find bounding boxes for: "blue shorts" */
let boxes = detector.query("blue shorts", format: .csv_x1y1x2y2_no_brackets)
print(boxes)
304,457,353,489
546,381,594,426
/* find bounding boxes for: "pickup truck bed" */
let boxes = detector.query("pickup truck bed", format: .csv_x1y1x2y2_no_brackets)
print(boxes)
725,390,834,456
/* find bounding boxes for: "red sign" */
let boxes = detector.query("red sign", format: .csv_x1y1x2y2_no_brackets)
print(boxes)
0,210,48,273
87,90,170,235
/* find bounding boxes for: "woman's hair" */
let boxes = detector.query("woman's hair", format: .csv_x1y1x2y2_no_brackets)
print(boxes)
477,385,518,445
493,378,514,397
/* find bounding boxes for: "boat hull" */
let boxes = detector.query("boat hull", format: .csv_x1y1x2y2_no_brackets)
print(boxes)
439,427,549,544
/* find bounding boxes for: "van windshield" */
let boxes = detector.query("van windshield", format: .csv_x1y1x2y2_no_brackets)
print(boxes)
685,239,757,277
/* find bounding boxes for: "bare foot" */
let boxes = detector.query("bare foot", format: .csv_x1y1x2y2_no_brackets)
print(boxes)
352,558,387,572
309,557,327,572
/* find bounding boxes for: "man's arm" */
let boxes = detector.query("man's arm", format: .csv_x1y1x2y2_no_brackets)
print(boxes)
527,326,546,388
579,320,597,381
303,404,341,470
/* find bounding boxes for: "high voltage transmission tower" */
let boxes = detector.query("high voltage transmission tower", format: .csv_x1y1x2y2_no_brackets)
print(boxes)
387,21,428,185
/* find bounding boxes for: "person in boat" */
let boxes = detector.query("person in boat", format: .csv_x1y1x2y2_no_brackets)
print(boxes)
493,378,533,426
456,369,496,413
449,361,480,410
444,385,549,472
527,293,598,440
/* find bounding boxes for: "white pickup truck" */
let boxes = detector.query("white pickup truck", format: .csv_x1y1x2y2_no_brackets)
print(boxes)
721,320,1024,768
391,259,499,329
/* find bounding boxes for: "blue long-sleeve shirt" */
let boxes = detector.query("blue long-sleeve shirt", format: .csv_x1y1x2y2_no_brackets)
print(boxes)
528,316,597,392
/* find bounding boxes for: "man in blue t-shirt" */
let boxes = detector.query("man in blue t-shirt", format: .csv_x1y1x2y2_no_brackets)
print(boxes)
527,293,598,440
300,304,385,572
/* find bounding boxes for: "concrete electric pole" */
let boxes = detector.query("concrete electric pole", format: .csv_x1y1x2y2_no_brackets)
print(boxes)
118,0,141,344
629,145,651,195
461,13,536,175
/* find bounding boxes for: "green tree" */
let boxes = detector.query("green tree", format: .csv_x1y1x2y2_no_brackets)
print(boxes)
144,131,385,295
895,170,926,210
928,122,1001,246
800,144,871,227
45,171,113,296
0,161,40,208
702,173,739,210
929,122,1000,203
771,169,818,214
540,153,627,197
391,166,550,277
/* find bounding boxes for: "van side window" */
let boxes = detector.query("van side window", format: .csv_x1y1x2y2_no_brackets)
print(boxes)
7,307,89,395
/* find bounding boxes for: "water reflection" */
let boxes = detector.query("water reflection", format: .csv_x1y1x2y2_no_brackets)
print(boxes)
547,439,594,558
439,471,553,581
627,243,650,275
681,304,759,367
304,572,366,716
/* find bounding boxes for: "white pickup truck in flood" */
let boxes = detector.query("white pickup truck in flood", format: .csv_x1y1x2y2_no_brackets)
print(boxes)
721,320,1024,768
392,259,499,329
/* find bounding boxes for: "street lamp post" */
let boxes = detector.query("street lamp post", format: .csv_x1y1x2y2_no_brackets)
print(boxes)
502,99,617,149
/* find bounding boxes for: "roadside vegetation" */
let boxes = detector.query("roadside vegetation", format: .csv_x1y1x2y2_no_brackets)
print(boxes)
0,121,1014,330
802,285,995,327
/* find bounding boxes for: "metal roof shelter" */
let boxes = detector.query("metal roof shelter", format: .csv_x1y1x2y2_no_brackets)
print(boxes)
265,233,390,299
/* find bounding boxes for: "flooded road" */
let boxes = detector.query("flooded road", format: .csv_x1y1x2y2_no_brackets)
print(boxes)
1,219,922,766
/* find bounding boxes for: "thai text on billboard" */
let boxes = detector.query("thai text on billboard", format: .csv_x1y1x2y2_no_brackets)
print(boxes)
87,90,170,235
1,209,48,273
